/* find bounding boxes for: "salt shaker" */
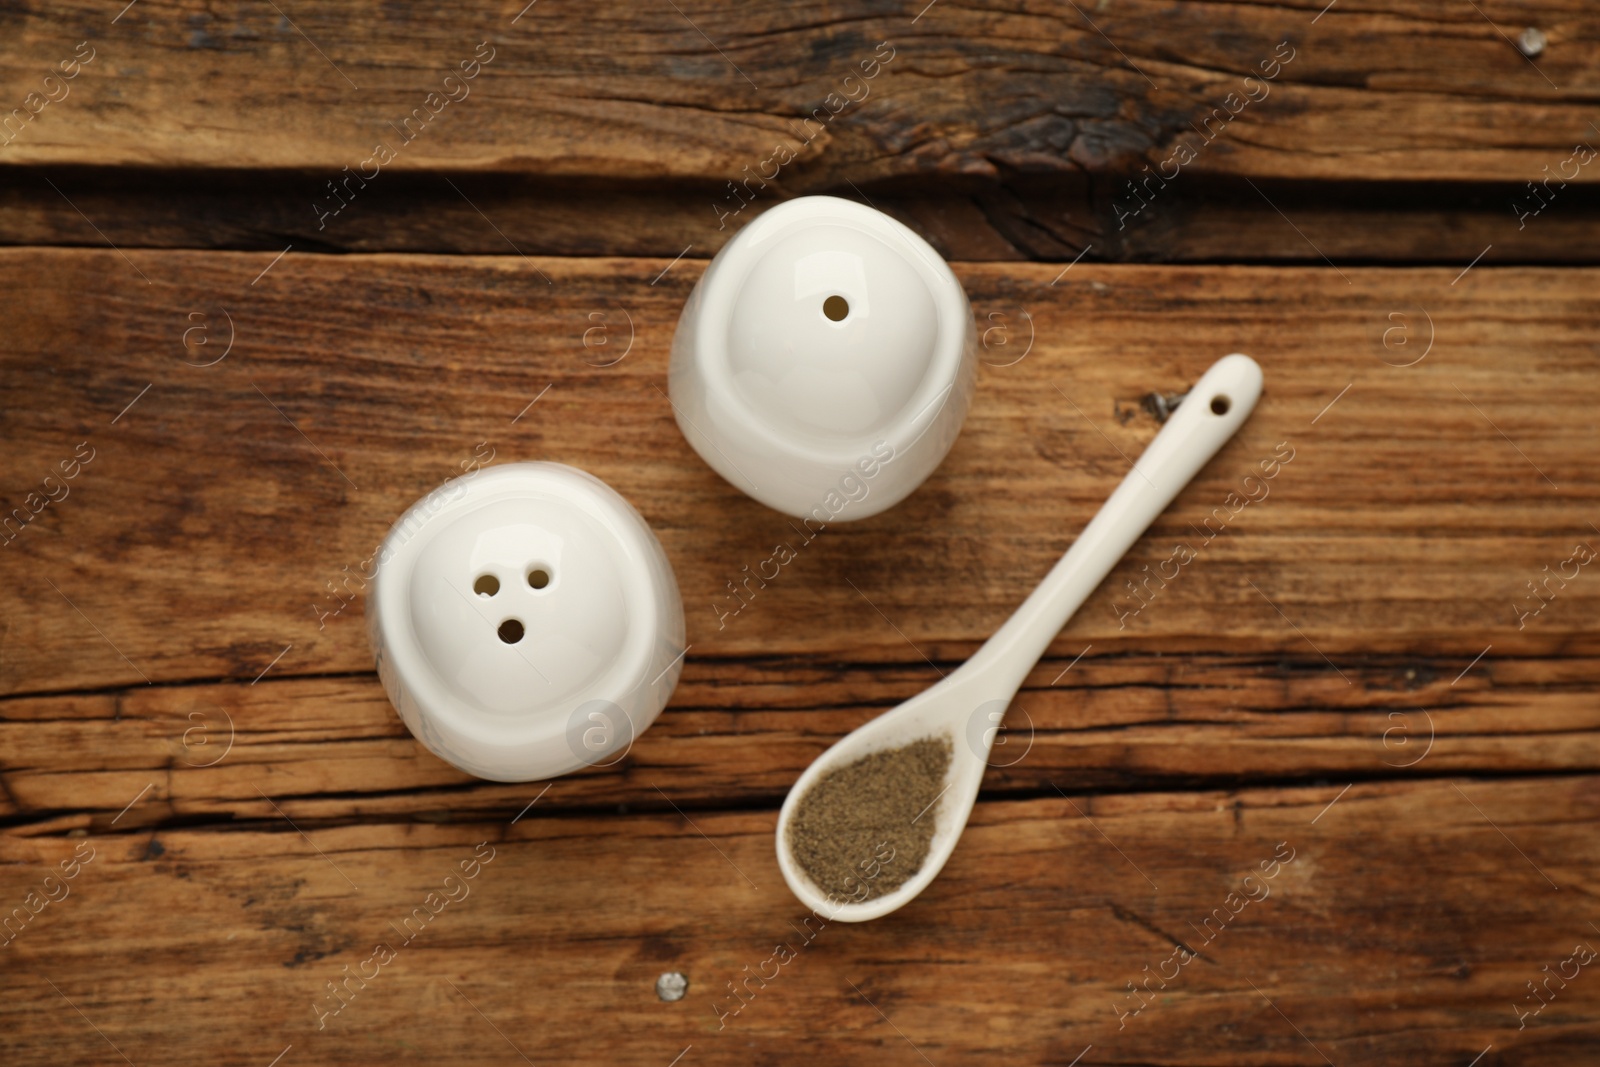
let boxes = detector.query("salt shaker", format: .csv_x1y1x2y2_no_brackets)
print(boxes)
366,461,685,782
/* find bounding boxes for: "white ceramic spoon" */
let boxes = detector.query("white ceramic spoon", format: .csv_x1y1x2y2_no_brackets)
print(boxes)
775,353,1264,921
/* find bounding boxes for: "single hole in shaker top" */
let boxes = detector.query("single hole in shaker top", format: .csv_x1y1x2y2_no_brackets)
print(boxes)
498,619,525,644
1210,395,1231,415
528,568,551,590
474,574,500,597
823,295,849,322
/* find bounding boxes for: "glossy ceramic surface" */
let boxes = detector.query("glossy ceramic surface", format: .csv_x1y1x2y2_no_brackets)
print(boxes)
670,195,977,520
367,462,686,782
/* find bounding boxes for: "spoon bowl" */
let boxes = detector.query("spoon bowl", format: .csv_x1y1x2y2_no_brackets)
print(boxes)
776,353,1265,921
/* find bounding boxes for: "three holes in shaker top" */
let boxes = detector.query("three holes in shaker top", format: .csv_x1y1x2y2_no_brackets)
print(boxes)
1210,394,1231,415
823,295,849,322
471,565,554,644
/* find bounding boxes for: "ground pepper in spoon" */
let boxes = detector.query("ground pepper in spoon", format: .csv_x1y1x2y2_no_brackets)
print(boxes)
777,353,1265,921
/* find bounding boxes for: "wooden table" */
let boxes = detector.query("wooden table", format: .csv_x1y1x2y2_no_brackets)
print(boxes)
3,2,1598,1064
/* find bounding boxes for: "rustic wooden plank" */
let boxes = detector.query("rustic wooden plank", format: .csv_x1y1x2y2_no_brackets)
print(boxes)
1,775,1594,1065
0,0,1595,188
2,251,1597,698
6,6,1597,265
4,654,1599,824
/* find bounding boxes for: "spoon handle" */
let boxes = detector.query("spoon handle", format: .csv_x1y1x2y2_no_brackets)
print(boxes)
972,353,1264,691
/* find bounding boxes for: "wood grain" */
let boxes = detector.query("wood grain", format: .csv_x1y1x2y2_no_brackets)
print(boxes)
7,2,1597,266
2,654,1598,825
1,776,1594,1065
8,172,1600,267
1,1,1595,184
1,251,1596,699
3,2,1598,1062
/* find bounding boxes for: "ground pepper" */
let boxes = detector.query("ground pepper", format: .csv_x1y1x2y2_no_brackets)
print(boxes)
787,735,952,902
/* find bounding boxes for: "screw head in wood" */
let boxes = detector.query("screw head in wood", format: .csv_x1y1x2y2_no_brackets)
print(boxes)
655,972,688,1001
